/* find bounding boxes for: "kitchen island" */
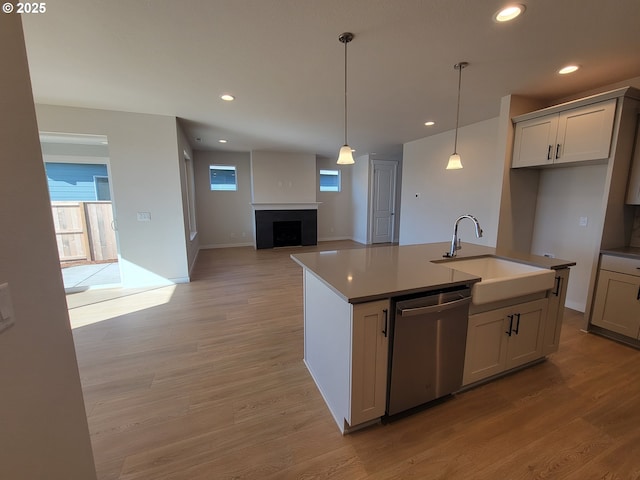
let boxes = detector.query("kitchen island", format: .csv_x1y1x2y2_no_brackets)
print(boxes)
291,242,574,433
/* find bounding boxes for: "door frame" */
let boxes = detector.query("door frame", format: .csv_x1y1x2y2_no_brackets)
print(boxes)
369,159,399,244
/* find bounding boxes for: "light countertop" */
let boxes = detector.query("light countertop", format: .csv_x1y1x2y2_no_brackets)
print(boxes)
601,246,640,259
291,242,575,304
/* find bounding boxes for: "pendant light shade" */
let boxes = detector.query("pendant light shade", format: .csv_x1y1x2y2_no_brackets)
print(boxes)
446,61,469,170
446,153,463,170
337,145,354,165
337,32,355,165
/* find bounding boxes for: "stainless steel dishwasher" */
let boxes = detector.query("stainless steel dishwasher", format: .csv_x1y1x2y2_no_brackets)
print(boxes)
387,286,471,416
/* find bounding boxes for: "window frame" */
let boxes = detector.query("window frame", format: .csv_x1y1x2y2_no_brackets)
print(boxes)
184,155,197,239
319,169,341,192
93,175,111,201
210,164,238,192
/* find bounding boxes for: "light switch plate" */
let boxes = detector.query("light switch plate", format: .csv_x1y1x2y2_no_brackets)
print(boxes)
0,282,15,334
137,212,151,222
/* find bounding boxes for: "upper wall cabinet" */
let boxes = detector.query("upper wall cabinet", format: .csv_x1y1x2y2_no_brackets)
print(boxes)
512,99,617,168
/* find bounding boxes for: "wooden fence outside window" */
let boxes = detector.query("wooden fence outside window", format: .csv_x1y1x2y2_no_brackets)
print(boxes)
51,201,118,264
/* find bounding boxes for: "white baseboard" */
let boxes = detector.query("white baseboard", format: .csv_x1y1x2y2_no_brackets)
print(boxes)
564,300,585,313
200,239,362,250
317,236,352,242
199,242,254,250
170,276,190,284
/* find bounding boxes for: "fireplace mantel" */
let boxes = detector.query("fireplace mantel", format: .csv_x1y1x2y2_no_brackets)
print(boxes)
251,202,321,211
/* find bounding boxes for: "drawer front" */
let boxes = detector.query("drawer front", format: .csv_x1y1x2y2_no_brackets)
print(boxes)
600,254,640,276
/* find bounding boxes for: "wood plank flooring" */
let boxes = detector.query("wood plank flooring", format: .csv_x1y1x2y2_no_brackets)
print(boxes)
69,241,640,480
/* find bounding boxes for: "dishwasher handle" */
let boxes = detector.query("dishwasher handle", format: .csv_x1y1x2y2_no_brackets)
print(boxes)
398,295,471,317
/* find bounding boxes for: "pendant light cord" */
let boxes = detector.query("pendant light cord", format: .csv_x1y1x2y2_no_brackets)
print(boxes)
344,37,348,145
453,63,463,154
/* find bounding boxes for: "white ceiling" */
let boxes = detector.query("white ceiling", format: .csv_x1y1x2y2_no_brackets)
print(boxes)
21,0,640,160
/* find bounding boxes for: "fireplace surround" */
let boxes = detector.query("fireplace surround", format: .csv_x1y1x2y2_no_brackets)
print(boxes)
254,209,317,249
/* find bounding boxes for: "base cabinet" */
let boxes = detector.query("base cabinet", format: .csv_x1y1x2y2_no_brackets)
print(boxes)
463,298,548,386
349,300,389,427
591,256,640,339
543,268,570,355
302,270,389,433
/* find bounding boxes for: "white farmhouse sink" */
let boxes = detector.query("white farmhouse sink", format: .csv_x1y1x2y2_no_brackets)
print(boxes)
439,256,555,305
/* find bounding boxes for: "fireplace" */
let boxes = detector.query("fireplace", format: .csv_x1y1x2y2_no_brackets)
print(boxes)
273,221,302,247
254,209,317,249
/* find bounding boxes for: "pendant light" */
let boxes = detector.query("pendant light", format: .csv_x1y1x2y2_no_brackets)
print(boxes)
337,32,355,165
446,61,469,170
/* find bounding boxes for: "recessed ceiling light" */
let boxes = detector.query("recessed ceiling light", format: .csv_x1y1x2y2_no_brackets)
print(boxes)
220,94,235,101
424,121,435,126
218,139,228,143
495,4,525,22
558,65,580,75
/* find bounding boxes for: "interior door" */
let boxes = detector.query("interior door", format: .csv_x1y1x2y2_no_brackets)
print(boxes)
371,161,397,244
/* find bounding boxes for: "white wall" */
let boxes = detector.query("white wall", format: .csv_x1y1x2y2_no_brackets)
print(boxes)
250,151,316,203
194,151,254,248
195,152,356,247
530,164,608,311
35,105,190,287
0,15,96,479
351,154,371,244
176,120,199,272
400,118,503,247
316,156,353,241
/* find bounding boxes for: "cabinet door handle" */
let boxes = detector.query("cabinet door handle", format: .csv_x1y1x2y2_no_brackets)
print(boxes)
553,276,562,296
506,314,513,336
555,143,561,159
513,313,521,335
637,288,640,302
382,309,388,337
547,145,553,160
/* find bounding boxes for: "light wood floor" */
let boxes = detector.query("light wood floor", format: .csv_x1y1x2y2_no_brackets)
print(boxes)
70,241,640,480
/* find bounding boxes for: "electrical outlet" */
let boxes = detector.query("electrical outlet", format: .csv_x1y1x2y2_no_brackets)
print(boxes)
579,216,588,227
0,283,16,334
137,212,151,222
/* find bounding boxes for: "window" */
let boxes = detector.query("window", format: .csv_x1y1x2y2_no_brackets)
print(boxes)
184,156,197,239
45,162,110,201
94,176,111,201
210,165,237,191
319,169,340,192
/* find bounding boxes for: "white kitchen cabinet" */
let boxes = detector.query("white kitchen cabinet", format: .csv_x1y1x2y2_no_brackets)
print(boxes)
512,99,616,168
543,268,570,355
349,300,389,426
512,114,559,167
302,269,390,433
463,307,509,384
463,298,548,385
591,255,640,339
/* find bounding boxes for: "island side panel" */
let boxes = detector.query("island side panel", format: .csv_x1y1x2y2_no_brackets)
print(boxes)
303,269,352,433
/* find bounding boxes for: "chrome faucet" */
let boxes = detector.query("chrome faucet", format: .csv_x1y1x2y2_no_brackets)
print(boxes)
444,214,483,257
